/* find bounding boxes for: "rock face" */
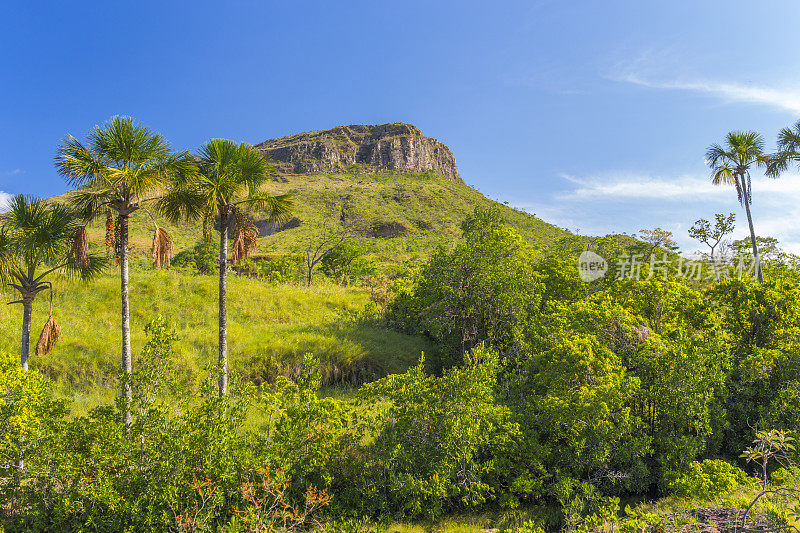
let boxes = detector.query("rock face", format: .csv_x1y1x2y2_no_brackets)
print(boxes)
255,123,462,183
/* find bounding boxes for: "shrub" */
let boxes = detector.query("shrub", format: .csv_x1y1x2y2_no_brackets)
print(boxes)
358,345,522,519
320,241,376,284
172,240,218,274
236,254,303,284
668,459,751,498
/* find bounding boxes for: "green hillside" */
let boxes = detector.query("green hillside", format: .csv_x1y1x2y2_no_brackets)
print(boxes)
3,169,570,404
57,169,569,268
0,269,434,408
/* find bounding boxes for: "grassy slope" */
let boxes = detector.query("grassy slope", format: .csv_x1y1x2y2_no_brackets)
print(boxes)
6,170,568,400
61,169,570,267
0,266,433,394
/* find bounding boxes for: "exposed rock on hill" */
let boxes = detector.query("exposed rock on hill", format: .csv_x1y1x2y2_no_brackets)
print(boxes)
255,123,462,183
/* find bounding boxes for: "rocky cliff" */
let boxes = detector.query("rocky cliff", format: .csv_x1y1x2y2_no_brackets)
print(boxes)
255,123,462,183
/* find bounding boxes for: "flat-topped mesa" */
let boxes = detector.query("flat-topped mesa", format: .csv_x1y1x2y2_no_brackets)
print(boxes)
254,123,462,183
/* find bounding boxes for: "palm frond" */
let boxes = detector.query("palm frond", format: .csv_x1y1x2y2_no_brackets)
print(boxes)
231,210,259,265
705,144,730,167
105,209,117,258
36,316,61,356
241,193,294,226
151,226,174,269
60,116,191,210
55,135,106,187
777,120,800,153
157,182,208,223
711,165,735,186
69,186,115,221
0,230,14,286
63,252,108,281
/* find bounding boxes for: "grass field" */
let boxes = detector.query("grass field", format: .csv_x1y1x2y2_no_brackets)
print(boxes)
0,262,435,402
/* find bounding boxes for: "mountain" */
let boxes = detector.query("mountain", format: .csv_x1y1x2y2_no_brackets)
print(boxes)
59,123,571,271
255,123,462,182
11,123,575,392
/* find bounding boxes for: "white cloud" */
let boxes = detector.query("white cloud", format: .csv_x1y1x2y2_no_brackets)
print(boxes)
556,172,800,201
0,191,11,213
619,73,800,115
608,51,800,115
509,171,800,254
555,172,722,200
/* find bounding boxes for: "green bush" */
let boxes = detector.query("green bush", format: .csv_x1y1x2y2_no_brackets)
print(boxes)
668,459,751,498
358,345,523,519
172,240,218,274
386,207,542,368
236,254,303,284
320,241,377,284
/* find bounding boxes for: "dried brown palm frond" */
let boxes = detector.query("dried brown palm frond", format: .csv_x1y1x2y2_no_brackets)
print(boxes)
36,315,61,356
71,226,89,267
231,211,259,264
105,209,117,258
113,215,122,265
151,226,174,269
36,286,61,356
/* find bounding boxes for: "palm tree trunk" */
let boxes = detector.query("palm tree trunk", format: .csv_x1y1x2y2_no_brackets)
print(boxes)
218,209,229,397
20,295,33,371
740,174,763,282
120,213,133,430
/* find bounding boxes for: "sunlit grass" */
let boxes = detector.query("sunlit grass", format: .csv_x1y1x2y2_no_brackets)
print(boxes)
0,265,434,394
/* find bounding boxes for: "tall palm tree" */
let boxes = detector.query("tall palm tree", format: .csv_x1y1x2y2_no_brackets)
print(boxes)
0,195,104,369
768,118,800,180
706,131,769,282
55,116,194,427
161,139,292,396
771,119,800,167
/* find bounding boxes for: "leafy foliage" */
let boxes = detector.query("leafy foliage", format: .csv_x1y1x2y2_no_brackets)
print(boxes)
668,459,751,498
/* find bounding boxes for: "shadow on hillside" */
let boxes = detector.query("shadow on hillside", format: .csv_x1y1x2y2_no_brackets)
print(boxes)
234,317,436,388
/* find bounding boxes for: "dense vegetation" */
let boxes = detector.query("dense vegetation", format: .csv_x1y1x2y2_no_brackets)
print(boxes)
7,118,800,531
4,206,800,531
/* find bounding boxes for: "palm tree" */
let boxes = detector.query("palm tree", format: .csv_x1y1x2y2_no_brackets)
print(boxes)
160,139,292,396
767,118,800,180
55,116,194,427
770,120,800,169
706,131,769,282
0,195,104,369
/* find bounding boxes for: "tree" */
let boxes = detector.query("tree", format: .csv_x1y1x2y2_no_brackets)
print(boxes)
320,240,376,284
732,236,780,261
638,227,678,257
387,208,542,367
706,131,769,282
303,208,361,287
0,196,104,369
55,116,194,428
688,213,736,281
160,139,292,397
769,118,800,179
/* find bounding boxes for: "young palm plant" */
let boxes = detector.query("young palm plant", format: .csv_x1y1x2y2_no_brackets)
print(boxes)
160,139,293,396
55,116,195,427
706,131,769,282
0,195,104,369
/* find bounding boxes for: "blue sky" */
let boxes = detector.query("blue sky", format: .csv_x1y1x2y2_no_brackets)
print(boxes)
3,1,800,251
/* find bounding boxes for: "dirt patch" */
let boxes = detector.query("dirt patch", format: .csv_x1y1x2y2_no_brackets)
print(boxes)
668,507,774,533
